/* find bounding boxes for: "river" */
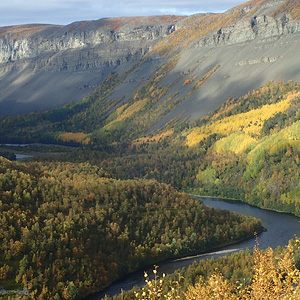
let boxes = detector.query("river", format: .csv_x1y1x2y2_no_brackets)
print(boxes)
85,196,300,300
1,143,74,161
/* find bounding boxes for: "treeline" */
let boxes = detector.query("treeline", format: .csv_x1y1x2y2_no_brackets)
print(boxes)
106,238,300,300
0,157,262,299
188,82,300,214
0,56,222,148
57,81,300,215
0,72,122,145
105,248,255,300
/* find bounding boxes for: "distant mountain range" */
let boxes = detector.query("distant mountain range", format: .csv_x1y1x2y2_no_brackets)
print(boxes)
1,0,300,121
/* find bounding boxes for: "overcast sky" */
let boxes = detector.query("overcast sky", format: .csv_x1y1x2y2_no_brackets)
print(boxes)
0,0,246,27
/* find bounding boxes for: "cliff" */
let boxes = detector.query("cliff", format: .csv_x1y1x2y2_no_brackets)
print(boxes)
0,16,183,115
0,16,182,68
1,0,300,120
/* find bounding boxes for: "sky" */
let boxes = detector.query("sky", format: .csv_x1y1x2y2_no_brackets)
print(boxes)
0,0,246,27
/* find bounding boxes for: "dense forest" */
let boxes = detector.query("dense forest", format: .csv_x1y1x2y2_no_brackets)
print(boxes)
0,157,262,299
1,78,300,214
2,0,300,298
44,80,300,215
2,56,300,299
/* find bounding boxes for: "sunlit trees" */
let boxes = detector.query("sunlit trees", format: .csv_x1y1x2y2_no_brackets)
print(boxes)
0,158,261,299
131,238,300,300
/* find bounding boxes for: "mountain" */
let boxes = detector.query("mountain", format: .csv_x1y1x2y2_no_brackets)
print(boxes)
1,0,300,214
1,0,300,120
2,1,300,298
0,16,183,115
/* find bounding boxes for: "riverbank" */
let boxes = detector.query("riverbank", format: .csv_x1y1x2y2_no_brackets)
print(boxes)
0,143,74,161
84,230,262,300
84,195,300,300
192,193,300,218
0,287,29,298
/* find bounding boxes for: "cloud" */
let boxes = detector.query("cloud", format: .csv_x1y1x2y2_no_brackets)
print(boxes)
0,0,245,27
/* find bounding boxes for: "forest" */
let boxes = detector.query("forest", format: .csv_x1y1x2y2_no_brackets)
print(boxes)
2,0,300,298
2,60,300,299
0,157,262,299
1,74,300,215
50,80,300,215
104,237,300,300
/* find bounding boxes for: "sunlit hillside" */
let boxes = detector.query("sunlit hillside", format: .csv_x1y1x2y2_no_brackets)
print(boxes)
2,0,300,299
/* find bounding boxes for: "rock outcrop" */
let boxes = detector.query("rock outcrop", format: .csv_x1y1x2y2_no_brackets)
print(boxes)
0,16,182,70
1,0,300,118
0,16,183,115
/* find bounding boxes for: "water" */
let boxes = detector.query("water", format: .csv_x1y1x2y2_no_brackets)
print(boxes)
201,197,300,250
15,154,34,160
85,196,300,299
2,143,74,161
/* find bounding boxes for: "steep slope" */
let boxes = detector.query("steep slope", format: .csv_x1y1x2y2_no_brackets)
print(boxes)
1,0,300,122
0,16,183,115
2,1,300,145
62,81,300,216
0,157,262,299
182,80,300,214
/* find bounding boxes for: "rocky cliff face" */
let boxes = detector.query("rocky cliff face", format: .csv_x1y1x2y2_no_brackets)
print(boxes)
0,16,181,70
1,0,300,118
193,0,300,48
0,16,183,115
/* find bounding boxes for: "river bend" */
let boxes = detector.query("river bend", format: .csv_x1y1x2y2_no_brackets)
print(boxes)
85,196,300,299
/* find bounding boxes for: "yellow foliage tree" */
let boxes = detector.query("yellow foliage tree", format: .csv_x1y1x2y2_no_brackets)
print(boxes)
186,91,300,147
138,239,300,300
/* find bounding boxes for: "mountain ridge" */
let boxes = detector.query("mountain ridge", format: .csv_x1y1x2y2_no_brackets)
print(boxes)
1,0,300,123
1,0,300,117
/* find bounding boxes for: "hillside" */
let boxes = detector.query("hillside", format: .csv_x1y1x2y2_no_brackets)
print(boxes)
1,0,300,121
8,80,296,216
1,2,300,217
104,238,300,300
0,16,183,115
2,1,300,299
0,158,262,299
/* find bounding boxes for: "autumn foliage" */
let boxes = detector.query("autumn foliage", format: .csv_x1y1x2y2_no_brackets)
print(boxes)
132,238,300,300
0,158,262,299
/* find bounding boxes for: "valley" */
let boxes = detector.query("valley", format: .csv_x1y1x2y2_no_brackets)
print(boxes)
1,0,300,299
86,196,300,299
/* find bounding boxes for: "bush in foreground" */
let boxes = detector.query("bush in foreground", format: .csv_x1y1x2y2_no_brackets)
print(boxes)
133,238,300,300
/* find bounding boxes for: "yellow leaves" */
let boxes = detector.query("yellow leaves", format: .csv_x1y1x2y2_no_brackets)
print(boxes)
0,264,12,280
153,11,243,55
174,239,300,300
213,132,257,154
133,130,174,146
100,99,148,135
186,91,300,147
248,241,300,300
183,75,197,87
135,266,165,300
57,132,89,144
183,64,221,101
136,266,181,300
186,129,208,147
103,55,179,136
212,96,292,136
192,65,220,91
185,271,238,300
271,0,300,20
114,99,148,122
